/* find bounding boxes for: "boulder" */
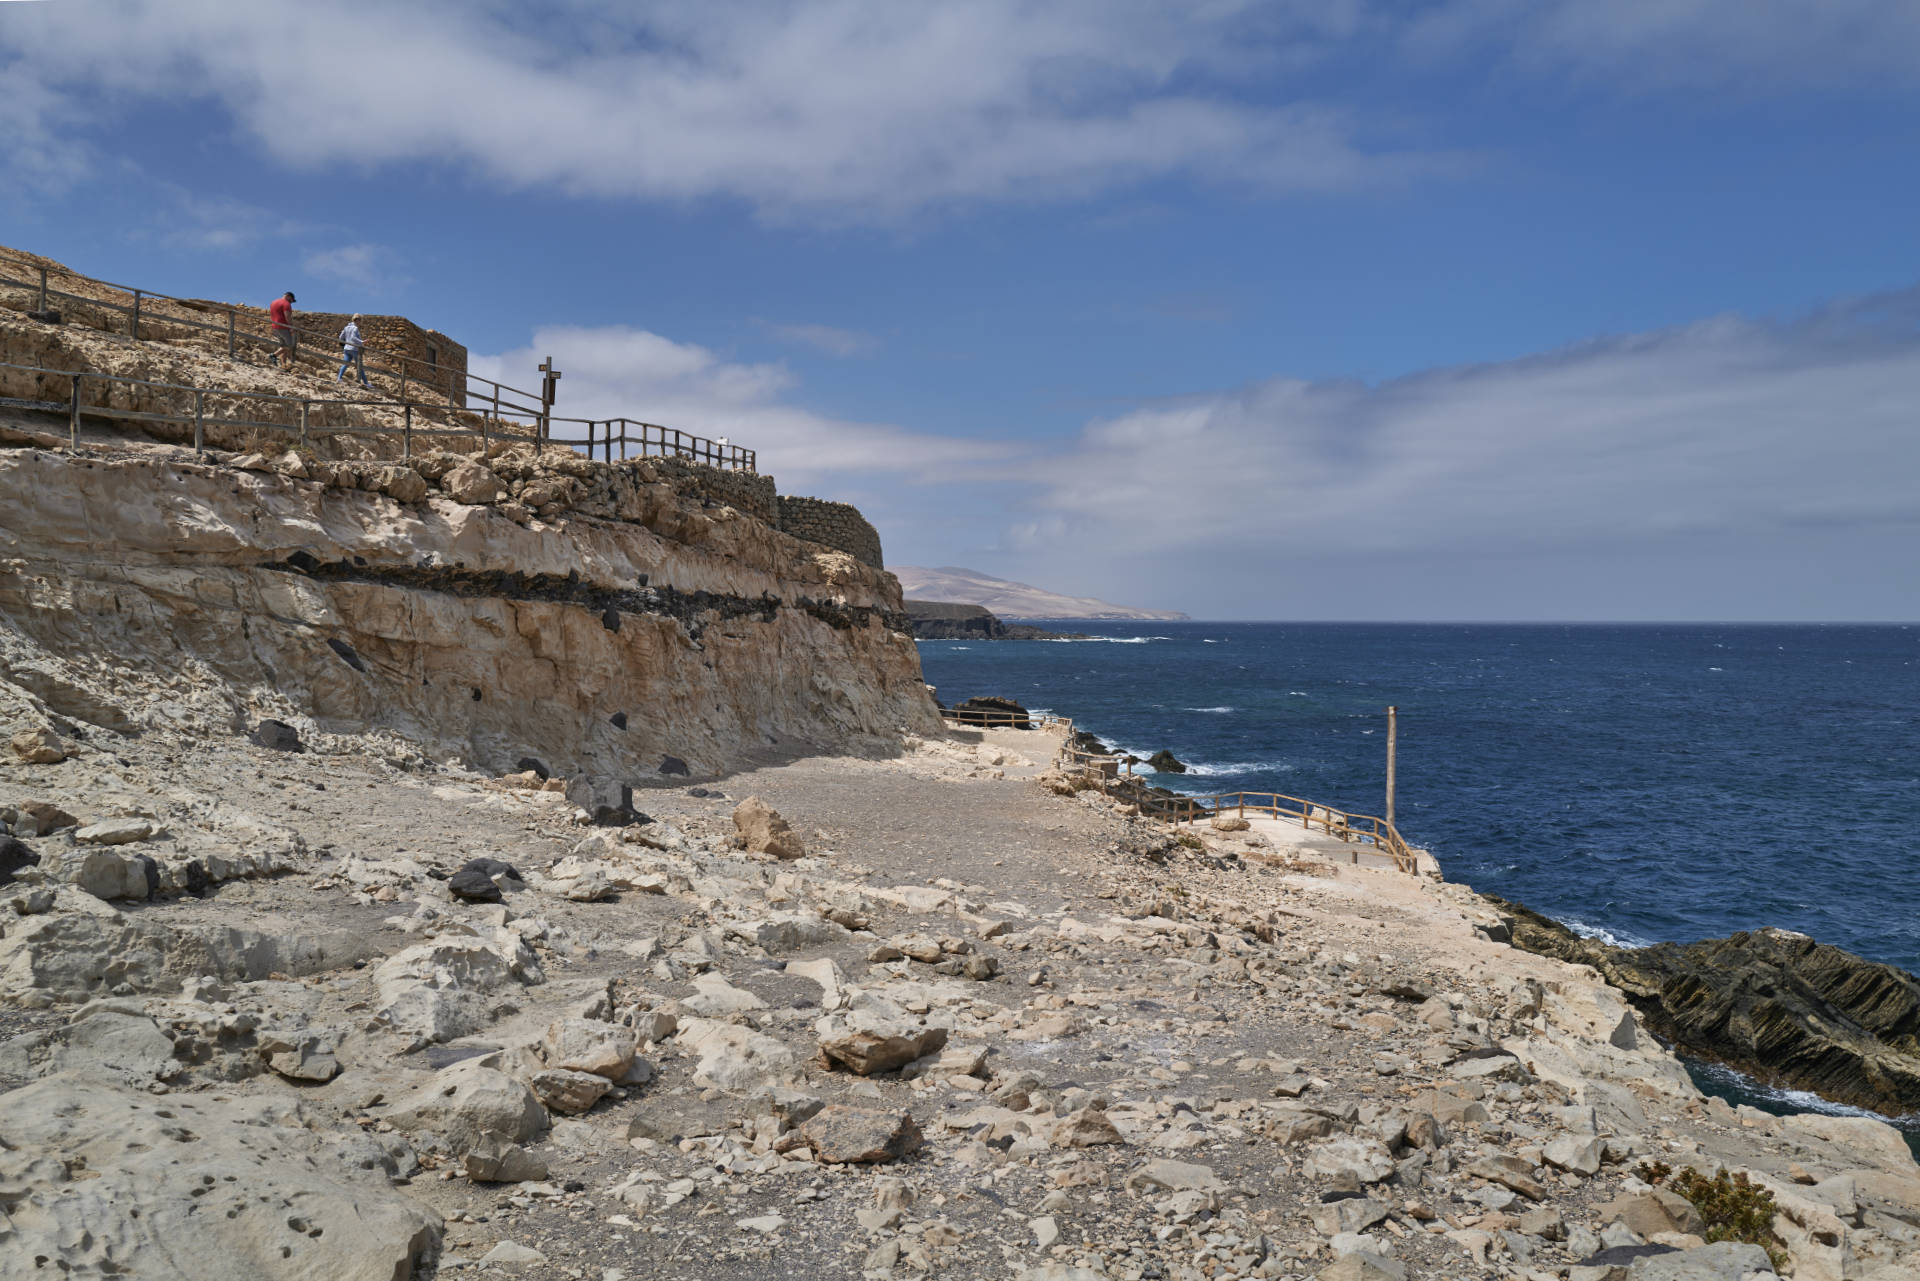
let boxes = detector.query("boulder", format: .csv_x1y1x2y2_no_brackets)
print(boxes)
1626,1242,1775,1279
38,847,158,901
2,798,78,836
386,1060,548,1154
247,719,305,752
442,460,506,504
9,727,68,764
1305,1137,1398,1185
543,1017,636,1080
1600,1187,1706,1238
677,1016,800,1092
264,1035,342,1083
800,1104,924,1164
1146,749,1187,774
733,796,804,859
567,776,643,826
73,816,156,846
1317,1255,1407,1281
1051,1106,1125,1147
528,1067,611,1115
463,1137,548,1182
1126,1160,1225,1193
562,865,615,901
373,935,543,1049
1465,1153,1550,1201
0,1074,439,1279
1211,815,1251,832
659,754,691,776
0,834,38,884
817,1004,948,1075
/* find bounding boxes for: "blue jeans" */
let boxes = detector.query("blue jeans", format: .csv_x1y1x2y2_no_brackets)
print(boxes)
337,347,368,386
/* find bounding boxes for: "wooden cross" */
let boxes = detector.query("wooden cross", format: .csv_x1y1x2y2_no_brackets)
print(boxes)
538,357,562,442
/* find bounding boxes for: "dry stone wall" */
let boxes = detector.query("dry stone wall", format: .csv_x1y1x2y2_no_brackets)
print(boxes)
777,495,884,569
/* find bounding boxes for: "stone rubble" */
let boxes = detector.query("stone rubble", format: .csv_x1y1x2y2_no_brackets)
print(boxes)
3,644,1919,1279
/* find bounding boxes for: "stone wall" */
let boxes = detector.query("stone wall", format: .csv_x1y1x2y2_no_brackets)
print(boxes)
778,495,884,569
651,456,778,524
256,307,469,409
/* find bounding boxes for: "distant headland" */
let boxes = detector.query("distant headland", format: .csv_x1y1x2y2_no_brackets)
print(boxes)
891,565,1188,621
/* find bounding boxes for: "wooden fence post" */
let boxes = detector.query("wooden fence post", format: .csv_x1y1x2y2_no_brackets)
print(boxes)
68,374,80,449
299,400,309,450
227,307,237,358
1385,705,1398,831
37,267,48,314
403,404,412,460
131,290,142,341
192,389,204,452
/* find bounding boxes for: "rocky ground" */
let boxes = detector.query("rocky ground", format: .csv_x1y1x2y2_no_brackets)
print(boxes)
4,707,1920,1281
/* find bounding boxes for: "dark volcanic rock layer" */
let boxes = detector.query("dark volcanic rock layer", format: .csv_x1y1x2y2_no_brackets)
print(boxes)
1491,896,1920,1115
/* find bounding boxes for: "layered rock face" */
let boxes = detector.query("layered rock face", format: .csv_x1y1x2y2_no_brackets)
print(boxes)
0,441,940,779
1493,897,1920,1114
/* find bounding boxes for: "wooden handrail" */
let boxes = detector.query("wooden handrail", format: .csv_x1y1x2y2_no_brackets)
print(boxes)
0,357,757,472
937,705,1421,874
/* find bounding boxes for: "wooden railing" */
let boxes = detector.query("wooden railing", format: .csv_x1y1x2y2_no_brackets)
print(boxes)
938,706,1420,874
0,357,755,470
0,251,755,471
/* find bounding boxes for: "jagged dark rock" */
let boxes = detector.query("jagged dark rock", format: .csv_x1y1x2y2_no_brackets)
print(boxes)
248,719,305,753
658,756,690,777
903,600,1086,641
946,696,1033,729
1,836,38,885
1490,895,1920,1114
1146,749,1187,774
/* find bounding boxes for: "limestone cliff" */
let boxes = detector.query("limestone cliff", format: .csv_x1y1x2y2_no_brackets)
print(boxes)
0,439,941,781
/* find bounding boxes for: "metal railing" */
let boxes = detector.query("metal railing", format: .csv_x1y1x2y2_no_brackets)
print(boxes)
0,250,755,470
937,705,1420,874
0,357,756,470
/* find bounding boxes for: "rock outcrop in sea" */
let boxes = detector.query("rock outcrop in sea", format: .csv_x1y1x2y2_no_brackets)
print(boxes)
1492,896,1920,1116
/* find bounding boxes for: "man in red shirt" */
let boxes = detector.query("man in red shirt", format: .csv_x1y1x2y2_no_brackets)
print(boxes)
268,291,297,370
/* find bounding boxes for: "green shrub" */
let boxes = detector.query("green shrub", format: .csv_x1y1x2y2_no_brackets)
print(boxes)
1636,1161,1787,1270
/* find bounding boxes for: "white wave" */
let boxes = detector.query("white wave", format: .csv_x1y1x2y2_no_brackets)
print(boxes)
1180,759,1293,777
1560,917,1655,949
1288,691,1309,696
1037,636,1161,644
1708,666,1723,671
1186,706,1235,714
1686,1060,1918,1127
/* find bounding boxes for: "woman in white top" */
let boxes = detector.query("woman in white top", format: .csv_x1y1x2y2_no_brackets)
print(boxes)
336,315,370,387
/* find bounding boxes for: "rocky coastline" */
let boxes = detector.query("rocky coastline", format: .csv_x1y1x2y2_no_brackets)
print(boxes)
1488,896,1920,1121
905,600,1089,641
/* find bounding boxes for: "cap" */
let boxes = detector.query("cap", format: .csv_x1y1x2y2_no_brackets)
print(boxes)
285,291,297,302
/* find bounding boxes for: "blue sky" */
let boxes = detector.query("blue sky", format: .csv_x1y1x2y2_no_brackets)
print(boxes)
3,0,1918,619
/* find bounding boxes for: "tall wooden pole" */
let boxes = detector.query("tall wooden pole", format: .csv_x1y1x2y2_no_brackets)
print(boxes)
1385,705,1398,829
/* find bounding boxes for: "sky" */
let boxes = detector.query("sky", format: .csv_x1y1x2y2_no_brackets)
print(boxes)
2,0,1917,620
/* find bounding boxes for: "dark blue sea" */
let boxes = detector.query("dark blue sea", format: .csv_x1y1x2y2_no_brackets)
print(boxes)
917,622,1920,972
922,621,1920,1134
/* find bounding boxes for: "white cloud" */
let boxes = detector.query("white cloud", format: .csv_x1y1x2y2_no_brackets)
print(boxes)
300,243,406,293
0,1,1441,220
768,323,878,358
1018,289,1920,574
1405,0,1920,92
470,324,1009,485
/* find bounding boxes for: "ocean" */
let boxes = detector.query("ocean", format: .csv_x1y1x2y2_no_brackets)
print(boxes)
918,620,1920,1133
917,621,1920,970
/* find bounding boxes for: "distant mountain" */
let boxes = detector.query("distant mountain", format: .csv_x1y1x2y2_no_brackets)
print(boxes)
892,566,1188,621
